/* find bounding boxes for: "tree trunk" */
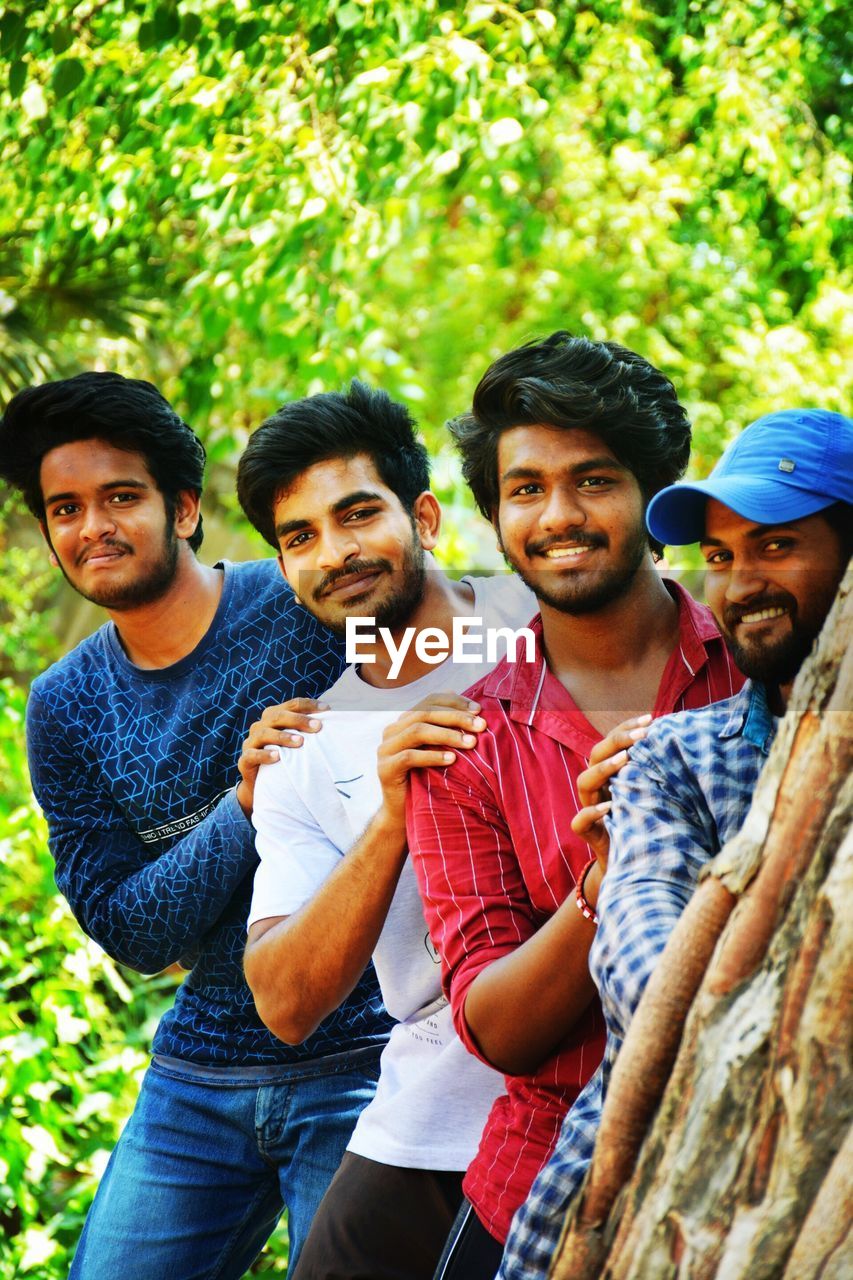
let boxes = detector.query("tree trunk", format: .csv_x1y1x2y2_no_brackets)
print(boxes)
551,565,853,1280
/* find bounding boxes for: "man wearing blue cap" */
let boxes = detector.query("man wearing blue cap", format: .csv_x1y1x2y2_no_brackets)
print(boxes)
498,407,852,1280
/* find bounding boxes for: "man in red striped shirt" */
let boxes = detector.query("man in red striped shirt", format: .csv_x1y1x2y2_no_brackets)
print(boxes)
406,333,742,1278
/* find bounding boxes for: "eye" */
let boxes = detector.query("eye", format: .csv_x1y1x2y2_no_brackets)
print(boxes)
578,476,613,489
286,530,314,549
52,503,79,518
344,506,381,522
763,537,795,554
509,483,543,497
109,491,140,504
702,549,732,567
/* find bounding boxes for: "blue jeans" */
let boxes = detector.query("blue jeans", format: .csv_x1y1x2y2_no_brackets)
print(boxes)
69,1045,382,1280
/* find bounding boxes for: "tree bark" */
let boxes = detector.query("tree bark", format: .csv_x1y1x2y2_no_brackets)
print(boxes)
551,565,853,1280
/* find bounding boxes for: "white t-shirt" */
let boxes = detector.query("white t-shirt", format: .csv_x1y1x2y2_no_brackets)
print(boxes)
249,573,536,1170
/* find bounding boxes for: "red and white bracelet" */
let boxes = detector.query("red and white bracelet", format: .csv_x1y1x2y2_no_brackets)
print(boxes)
575,855,599,925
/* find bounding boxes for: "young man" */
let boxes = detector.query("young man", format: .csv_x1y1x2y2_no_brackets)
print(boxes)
235,379,536,1280
0,373,391,1279
499,406,853,1280
406,332,744,1277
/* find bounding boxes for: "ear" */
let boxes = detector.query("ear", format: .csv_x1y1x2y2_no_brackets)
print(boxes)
173,490,202,542
412,491,441,551
38,521,60,569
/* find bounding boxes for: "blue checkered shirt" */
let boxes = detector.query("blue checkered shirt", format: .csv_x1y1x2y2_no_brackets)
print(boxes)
498,680,776,1279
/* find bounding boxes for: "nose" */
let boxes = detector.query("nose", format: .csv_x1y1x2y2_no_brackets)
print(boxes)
539,484,585,534
316,527,361,571
79,502,117,542
724,561,768,605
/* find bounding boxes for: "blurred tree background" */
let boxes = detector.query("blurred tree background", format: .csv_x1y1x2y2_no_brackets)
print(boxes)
0,0,849,1273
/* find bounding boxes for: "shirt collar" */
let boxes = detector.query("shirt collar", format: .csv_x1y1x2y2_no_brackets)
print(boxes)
478,578,724,752
719,679,776,753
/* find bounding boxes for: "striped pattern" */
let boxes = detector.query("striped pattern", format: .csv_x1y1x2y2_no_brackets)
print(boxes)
408,583,742,1242
499,678,773,1279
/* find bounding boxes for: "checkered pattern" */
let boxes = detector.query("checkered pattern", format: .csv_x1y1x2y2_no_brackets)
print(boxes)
499,679,776,1279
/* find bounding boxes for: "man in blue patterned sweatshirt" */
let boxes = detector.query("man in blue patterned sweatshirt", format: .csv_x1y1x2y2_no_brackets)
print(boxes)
0,372,392,1279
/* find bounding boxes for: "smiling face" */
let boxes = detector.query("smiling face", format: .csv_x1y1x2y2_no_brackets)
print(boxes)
701,499,847,690
273,453,436,637
494,424,651,615
39,438,198,611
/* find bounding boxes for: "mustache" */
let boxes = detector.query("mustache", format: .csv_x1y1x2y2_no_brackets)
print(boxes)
312,558,393,601
525,532,608,558
77,538,133,567
722,590,796,630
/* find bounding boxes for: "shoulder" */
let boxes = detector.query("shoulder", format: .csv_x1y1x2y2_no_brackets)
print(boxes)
28,624,114,712
625,694,743,780
466,572,538,629
221,558,295,617
217,559,344,669
253,720,349,833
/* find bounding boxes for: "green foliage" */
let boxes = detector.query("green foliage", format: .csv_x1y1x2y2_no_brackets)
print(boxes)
0,0,848,495
0,4,849,1274
0,580,289,1272
0,497,60,683
0,679,170,1276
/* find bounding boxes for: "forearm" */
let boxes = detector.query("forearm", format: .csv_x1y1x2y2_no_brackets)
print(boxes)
461,896,598,1075
245,807,407,1042
57,790,257,973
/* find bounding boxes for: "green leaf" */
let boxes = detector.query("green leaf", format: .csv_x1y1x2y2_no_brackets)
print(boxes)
8,58,26,98
49,24,73,54
51,57,85,100
233,19,259,52
180,12,202,43
153,4,180,42
0,11,25,56
336,3,362,31
137,19,156,50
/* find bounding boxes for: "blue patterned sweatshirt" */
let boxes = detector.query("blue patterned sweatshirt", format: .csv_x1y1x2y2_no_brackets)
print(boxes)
26,559,392,1065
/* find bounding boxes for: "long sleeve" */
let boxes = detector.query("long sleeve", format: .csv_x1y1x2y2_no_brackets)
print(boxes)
591,735,718,1043
27,686,257,975
407,750,540,1063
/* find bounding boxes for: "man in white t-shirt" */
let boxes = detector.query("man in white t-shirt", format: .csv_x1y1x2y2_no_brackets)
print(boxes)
235,379,535,1280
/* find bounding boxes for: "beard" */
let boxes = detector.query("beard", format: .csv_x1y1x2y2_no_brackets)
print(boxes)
719,591,817,686
302,536,428,638
500,523,649,616
58,526,180,611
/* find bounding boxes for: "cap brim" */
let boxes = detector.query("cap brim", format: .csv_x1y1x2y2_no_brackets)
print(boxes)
647,477,834,546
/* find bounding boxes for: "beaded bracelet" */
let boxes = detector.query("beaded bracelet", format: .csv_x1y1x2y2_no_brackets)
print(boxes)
575,855,599,925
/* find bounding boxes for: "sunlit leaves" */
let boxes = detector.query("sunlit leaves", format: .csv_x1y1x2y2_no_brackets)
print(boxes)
51,57,85,100
0,678,177,1275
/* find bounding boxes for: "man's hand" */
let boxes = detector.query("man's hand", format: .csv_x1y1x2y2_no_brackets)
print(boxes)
236,697,329,816
571,714,652,869
377,693,486,828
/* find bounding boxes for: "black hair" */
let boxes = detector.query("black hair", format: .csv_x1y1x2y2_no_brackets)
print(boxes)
0,371,206,550
821,501,853,562
237,379,431,547
450,332,692,556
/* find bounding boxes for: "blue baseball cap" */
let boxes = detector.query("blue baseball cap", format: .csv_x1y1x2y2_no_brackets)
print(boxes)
646,408,853,546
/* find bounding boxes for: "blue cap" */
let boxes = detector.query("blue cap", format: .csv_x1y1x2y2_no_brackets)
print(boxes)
647,408,853,546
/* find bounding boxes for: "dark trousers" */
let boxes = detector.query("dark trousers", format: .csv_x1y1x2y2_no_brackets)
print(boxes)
292,1151,465,1280
433,1198,505,1280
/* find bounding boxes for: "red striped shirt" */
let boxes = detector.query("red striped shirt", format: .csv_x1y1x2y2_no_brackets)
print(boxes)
407,582,742,1240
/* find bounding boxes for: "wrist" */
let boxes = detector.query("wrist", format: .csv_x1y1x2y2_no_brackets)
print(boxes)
371,804,410,850
235,780,253,820
583,859,603,908
575,856,601,925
